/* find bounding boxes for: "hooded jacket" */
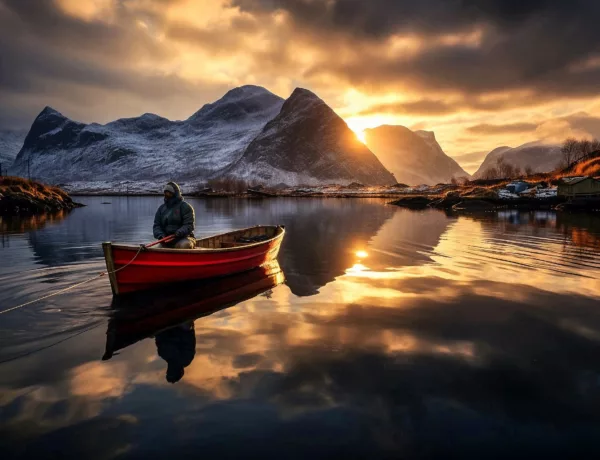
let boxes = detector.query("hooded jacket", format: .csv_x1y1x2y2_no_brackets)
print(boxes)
153,182,195,239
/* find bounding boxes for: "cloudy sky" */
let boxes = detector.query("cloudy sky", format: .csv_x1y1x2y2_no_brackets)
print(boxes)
2,0,600,172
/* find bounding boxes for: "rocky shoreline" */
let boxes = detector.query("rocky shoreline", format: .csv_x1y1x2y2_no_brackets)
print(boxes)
389,194,600,212
0,177,83,216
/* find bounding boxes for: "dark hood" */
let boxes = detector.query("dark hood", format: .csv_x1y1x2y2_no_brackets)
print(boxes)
164,181,183,206
166,181,182,199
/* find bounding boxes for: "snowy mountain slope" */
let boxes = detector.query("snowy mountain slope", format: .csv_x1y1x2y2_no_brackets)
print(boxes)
364,125,470,186
11,86,285,183
227,88,396,186
473,142,562,178
0,129,27,171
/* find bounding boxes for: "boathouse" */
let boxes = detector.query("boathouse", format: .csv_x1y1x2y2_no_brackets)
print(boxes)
557,176,600,198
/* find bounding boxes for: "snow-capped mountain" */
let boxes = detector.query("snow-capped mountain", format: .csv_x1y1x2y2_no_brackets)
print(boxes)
227,88,396,186
0,129,27,171
11,86,285,183
364,125,470,185
473,142,562,179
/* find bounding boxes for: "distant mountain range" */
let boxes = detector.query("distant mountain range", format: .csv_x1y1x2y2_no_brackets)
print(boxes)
10,86,393,186
364,125,470,185
11,86,285,183
473,142,562,179
0,129,27,172
3,85,571,187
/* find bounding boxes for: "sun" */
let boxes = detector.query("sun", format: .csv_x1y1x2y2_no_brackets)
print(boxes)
347,119,372,145
355,130,367,144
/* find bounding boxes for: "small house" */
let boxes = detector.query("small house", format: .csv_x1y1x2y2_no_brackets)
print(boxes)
506,181,529,194
557,176,600,198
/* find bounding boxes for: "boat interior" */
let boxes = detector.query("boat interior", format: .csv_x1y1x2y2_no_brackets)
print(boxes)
196,225,283,249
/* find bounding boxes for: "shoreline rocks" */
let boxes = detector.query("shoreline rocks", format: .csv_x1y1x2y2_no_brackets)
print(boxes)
390,194,599,213
0,177,83,216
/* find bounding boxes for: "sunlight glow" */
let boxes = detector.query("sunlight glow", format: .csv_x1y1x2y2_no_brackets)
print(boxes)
355,130,367,144
347,263,368,274
356,250,369,259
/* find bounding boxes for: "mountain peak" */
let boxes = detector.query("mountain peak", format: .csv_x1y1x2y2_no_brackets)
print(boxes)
228,87,396,186
415,130,436,142
364,124,470,185
188,85,284,123
279,87,326,117
287,88,325,106
38,106,66,119
222,85,274,99
289,87,320,100
473,142,562,178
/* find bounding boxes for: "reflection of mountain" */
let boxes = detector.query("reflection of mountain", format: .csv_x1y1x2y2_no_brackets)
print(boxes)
24,197,396,295
103,262,284,362
25,197,159,266
368,208,454,268
240,199,397,296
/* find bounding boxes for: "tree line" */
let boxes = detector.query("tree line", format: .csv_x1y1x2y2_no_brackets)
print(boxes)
480,157,534,180
560,137,600,169
480,136,600,180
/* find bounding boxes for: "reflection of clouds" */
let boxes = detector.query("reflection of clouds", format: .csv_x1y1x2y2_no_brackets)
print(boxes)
3,209,600,456
70,361,128,398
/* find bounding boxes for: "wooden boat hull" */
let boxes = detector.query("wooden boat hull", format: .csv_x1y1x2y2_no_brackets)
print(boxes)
102,225,285,295
103,261,284,360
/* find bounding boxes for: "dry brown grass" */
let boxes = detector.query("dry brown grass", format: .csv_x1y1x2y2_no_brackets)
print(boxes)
0,176,70,202
571,157,600,177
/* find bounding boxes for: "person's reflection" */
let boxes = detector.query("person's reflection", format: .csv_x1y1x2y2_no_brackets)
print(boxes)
155,321,196,383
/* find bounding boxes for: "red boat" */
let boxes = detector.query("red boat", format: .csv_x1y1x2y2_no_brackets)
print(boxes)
102,225,285,295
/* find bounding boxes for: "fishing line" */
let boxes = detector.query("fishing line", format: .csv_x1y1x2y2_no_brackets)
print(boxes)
0,245,144,315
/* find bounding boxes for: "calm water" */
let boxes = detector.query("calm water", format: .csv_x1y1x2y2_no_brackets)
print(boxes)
1,197,600,459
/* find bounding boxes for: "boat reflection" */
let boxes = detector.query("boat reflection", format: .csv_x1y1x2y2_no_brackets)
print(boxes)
102,262,285,383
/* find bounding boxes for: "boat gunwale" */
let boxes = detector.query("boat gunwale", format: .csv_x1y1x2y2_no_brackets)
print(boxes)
107,225,285,255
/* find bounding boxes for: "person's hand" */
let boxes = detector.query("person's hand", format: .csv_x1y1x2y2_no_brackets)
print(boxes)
156,234,165,240
175,229,186,238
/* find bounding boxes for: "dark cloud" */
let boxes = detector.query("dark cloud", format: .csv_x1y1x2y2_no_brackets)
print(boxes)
467,123,539,135
562,113,600,139
232,0,590,39
2,0,170,62
0,0,229,125
233,0,600,99
2,0,600,133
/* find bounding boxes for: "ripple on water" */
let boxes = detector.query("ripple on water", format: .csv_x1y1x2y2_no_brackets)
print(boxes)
0,260,114,363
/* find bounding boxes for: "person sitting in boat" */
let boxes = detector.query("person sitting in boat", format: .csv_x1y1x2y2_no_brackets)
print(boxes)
153,181,196,249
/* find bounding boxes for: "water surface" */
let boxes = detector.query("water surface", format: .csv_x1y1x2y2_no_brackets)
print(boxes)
1,198,600,458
